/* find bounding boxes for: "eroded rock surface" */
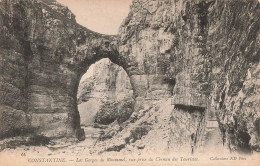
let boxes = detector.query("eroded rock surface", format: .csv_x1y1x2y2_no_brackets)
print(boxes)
0,0,259,155
77,58,133,126
0,0,120,139
117,0,260,153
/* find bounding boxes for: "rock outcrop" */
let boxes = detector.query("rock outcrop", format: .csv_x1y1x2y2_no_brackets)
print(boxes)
117,0,260,153
91,99,207,155
0,0,259,154
0,0,121,139
77,58,133,126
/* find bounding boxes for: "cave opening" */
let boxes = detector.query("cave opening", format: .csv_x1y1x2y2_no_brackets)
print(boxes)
77,58,134,128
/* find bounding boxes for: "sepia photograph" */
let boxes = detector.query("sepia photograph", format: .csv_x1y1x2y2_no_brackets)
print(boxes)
0,0,259,165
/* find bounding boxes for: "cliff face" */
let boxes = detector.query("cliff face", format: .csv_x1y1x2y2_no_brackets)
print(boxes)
77,58,133,126
117,0,260,153
0,0,259,154
0,0,119,139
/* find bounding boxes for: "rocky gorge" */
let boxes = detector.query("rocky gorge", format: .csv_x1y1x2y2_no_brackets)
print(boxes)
77,58,133,126
0,0,259,156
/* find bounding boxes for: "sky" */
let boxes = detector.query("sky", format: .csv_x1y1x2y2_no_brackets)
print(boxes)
56,0,132,35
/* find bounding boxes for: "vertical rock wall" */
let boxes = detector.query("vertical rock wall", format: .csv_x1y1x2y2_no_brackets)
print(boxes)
77,58,133,126
0,0,259,153
118,0,260,152
0,0,121,139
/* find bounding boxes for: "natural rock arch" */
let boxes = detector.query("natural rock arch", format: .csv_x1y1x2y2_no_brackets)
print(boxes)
0,0,141,139
1,0,259,153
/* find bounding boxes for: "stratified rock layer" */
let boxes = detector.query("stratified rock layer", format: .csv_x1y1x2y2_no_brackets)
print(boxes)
0,0,259,154
0,0,121,139
118,0,260,152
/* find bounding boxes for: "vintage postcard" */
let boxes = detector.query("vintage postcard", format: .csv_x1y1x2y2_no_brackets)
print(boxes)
0,0,259,165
